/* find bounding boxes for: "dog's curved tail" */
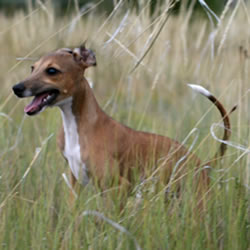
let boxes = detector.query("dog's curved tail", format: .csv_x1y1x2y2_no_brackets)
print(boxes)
188,84,235,161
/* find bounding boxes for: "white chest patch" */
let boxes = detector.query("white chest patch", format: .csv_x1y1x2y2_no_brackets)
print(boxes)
59,98,89,186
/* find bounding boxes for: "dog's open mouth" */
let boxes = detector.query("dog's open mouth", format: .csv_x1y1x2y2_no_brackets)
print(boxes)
24,89,59,116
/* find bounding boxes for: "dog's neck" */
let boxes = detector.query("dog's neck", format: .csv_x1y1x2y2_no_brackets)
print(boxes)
57,77,102,183
72,77,102,129
59,77,103,129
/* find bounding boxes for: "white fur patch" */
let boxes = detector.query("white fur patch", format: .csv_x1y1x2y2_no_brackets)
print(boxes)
188,84,211,97
23,89,32,97
73,47,80,55
86,77,94,88
59,97,89,186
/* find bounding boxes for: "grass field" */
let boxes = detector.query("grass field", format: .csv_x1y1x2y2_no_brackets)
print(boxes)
0,1,249,249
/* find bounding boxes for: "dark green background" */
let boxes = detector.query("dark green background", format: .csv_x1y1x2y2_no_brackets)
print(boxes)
0,0,230,16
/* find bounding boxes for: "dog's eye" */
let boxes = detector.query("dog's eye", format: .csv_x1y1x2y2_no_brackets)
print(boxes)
31,66,34,72
46,67,60,75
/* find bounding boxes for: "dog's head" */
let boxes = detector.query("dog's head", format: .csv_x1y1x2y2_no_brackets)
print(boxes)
12,45,96,116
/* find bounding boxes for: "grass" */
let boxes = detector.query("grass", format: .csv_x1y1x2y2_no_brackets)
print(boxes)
0,1,249,249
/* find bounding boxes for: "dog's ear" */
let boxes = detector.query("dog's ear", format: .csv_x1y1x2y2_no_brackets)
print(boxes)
73,44,97,70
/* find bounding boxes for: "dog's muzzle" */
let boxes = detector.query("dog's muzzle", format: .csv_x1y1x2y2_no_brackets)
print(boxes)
12,82,27,97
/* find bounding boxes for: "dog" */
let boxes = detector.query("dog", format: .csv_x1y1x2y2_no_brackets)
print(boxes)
12,45,232,207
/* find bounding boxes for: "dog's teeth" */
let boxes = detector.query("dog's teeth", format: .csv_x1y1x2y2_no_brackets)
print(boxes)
42,95,51,103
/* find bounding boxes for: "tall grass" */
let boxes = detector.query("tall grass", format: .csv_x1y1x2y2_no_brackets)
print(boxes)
0,1,249,249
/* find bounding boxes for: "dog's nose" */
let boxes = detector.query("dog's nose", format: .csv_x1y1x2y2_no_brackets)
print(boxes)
12,83,26,97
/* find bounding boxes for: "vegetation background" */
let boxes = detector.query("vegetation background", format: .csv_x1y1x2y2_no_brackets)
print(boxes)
0,0,249,249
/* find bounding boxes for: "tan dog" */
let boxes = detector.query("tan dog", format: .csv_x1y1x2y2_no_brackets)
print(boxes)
12,46,232,207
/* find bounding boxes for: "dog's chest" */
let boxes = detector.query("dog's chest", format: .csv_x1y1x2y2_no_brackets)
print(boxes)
59,99,89,185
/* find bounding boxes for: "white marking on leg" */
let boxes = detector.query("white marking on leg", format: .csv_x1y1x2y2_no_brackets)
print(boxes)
59,97,89,186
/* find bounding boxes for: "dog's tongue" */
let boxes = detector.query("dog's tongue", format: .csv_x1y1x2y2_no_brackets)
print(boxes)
24,93,48,113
